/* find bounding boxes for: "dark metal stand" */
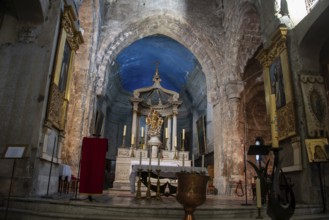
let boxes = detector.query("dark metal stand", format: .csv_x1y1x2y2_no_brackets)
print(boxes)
70,145,82,201
44,138,57,198
241,143,251,206
317,163,326,213
4,159,16,220
256,207,263,219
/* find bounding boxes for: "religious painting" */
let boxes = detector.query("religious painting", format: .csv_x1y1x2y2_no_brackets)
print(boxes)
300,75,329,137
256,26,296,141
305,139,328,163
269,58,286,109
45,6,83,131
196,116,206,155
58,41,72,92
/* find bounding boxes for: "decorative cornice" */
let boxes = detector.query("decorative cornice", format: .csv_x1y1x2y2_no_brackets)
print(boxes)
256,26,288,67
62,6,84,51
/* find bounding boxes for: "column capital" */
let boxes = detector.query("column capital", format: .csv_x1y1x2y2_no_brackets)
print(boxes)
225,80,245,100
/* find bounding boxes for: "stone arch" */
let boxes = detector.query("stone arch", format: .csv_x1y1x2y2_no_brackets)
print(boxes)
95,13,221,104
223,1,261,81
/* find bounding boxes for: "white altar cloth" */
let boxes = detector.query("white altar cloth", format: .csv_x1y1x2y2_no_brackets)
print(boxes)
129,164,207,193
59,164,72,181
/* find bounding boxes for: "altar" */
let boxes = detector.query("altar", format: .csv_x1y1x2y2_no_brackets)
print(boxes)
113,66,193,190
113,148,190,189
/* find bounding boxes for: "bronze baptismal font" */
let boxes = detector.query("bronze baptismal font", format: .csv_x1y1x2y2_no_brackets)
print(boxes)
176,172,209,220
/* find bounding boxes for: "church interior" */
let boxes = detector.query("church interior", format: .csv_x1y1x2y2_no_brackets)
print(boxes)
1,0,329,219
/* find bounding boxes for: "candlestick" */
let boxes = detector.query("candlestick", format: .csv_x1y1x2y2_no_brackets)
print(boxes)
139,151,142,168
182,129,185,140
149,155,151,168
141,127,144,138
157,152,160,168
256,177,261,208
201,155,204,172
123,125,126,136
182,155,185,171
270,94,279,148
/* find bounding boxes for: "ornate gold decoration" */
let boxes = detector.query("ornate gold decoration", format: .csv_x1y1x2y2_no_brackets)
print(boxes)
146,109,163,136
256,26,296,141
62,6,84,51
277,102,296,140
256,26,288,67
46,83,65,130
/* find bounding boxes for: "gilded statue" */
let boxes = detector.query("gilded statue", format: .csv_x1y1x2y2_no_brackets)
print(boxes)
146,109,163,136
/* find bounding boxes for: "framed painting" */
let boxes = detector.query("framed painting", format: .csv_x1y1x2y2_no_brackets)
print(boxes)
46,6,83,130
196,116,206,155
256,26,296,141
305,138,328,163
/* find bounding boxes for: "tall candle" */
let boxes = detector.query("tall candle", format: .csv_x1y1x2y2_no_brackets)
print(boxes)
165,127,168,138
123,125,126,136
182,129,185,140
141,127,143,137
256,177,262,208
139,152,142,168
270,94,279,148
192,154,195,172
174,136,177,147
131,134,135,145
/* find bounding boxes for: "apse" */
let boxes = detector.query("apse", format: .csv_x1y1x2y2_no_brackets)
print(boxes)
115,34,198,93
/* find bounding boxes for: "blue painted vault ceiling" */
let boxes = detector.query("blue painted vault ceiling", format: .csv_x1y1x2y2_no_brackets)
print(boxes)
116,34,197,93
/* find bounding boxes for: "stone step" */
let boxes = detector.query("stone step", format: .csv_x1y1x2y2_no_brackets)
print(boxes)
1,193,328,220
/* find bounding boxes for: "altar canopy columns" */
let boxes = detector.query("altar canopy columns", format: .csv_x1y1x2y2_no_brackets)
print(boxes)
172,105,178,152
167,116,172,151
131,99,141,146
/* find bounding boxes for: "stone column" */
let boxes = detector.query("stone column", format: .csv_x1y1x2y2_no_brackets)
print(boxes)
216,80,245,195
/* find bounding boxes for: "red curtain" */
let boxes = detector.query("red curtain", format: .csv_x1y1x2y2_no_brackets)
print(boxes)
79,137,108,194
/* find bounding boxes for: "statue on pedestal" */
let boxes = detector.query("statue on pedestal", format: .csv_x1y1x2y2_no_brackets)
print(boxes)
146,109,163,136
146,109,163,155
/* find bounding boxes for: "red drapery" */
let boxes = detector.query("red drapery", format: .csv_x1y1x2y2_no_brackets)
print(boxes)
79,137,108,194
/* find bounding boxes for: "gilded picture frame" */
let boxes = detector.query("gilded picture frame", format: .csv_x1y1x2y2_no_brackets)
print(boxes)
45,6,83,130
196,116,206,155
256,26,296,141
305,138,328,163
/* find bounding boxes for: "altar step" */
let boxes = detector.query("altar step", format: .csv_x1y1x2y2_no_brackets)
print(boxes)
1,192,329,220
